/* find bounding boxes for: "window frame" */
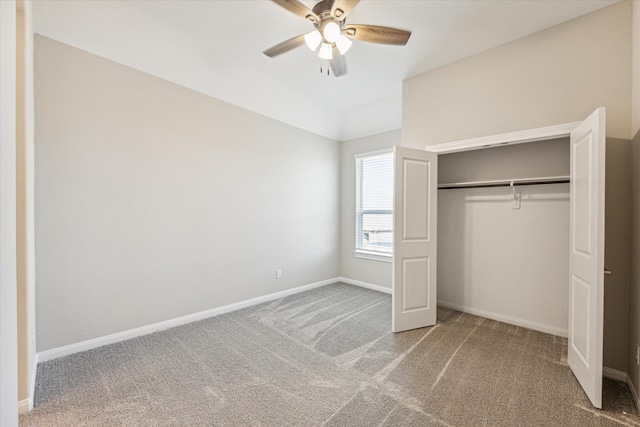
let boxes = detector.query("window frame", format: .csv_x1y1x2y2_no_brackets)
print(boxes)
354,149,393,263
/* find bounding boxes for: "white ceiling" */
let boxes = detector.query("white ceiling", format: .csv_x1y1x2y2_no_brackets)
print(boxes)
35,0,620,141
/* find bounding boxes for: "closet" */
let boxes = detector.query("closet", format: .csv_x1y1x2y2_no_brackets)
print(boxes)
436,138,570,336
391,109,606,409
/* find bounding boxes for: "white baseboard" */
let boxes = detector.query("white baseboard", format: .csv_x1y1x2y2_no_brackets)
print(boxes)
336,283,568,338
338,277,392,294
38,278,340,362
603,366,627,382
17,352,38,414
18,397,32,415
437,300,568,338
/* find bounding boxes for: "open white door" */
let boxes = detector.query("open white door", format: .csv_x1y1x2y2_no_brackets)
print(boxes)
568,107,605,408
392,147,438,332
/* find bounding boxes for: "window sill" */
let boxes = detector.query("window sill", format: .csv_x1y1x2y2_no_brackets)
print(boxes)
354,250,392,263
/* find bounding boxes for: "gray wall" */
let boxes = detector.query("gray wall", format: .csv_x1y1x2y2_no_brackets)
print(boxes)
438,139,570,183
34,36,340,352
339,130,398,288
402,2,633,373
603,138,632,372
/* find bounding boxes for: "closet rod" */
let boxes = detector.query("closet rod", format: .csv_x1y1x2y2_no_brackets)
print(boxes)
438,175,570,190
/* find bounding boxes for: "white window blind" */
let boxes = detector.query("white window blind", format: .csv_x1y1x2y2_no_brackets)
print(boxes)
355,150,393,256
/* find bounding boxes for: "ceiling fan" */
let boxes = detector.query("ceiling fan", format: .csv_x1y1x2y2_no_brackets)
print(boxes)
263,0,411,77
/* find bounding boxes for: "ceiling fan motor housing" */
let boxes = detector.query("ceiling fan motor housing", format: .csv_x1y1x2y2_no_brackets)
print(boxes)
312,0,338,20
312,0,345,40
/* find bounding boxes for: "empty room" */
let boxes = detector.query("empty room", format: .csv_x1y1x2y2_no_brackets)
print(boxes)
2,0,640,425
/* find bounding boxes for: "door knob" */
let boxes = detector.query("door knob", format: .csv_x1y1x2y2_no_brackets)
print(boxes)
604,268,612,276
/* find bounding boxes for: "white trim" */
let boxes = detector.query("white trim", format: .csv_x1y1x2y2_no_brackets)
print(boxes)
17,398,31,415
27,352,37,412
426,122,580,154
353,250,392,263
18,352,39,413
628,374,640,413
37,278,339,362
437,300,568,338
337,281,570,336
17,349,37,415
602,366,627,382
353,148,393,159
1,1,19,424
338,277,392,294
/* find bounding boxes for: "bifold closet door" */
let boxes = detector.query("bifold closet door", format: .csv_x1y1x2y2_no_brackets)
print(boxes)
568,107,605,409
392,147,438,333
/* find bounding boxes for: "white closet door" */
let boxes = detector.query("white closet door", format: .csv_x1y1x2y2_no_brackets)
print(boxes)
568,107,605,409
392,147,438,332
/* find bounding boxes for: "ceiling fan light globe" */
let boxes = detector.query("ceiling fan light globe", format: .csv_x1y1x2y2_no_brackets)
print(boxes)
323,21,341,43
335,34,352,55
318,42,333,60
304,30,322,51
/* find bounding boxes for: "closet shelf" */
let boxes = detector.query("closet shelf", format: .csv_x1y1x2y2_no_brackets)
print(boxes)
438,175,570,190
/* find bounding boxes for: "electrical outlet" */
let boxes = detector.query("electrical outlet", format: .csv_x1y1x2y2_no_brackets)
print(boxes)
636,345,639,366
276,269,282,279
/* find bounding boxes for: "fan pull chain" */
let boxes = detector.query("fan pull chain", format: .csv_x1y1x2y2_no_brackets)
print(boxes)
319,61,330,76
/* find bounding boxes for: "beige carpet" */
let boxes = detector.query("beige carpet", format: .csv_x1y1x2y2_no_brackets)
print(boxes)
20,283,640,426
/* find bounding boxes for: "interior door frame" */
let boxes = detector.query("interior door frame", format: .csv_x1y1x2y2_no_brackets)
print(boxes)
424,122,580,156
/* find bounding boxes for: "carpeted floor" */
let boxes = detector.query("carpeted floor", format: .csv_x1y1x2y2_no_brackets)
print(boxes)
20,282,640,426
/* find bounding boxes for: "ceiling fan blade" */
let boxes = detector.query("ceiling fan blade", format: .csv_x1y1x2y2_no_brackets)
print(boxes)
343,24,411,45
263,34,307,57
270,0,319,23
331,0,360,21
329,47,347,77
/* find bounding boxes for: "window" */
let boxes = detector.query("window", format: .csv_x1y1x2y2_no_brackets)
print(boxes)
355,150,393,260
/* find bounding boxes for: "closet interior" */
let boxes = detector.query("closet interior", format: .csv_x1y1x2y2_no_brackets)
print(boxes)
436,138,571,336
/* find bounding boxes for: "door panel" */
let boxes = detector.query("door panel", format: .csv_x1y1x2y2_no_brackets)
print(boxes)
568,107,605,409
402,257,429,311
402,160,430,240
392,147,437,332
